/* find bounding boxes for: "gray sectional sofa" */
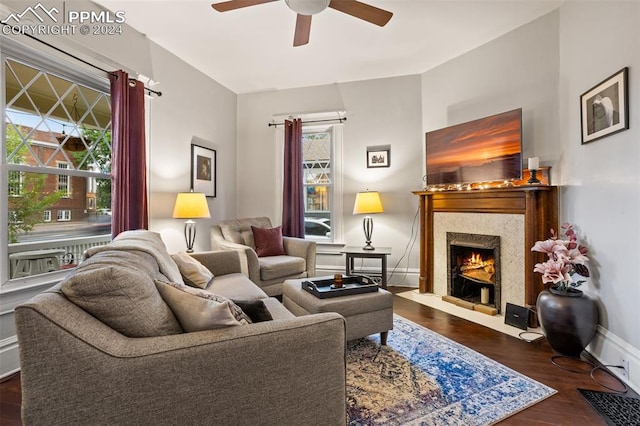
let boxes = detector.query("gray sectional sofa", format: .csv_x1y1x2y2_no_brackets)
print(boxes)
15,230,346,426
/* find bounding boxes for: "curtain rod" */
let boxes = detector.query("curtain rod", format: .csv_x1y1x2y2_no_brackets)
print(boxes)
1,23,162,97
268,117,347,127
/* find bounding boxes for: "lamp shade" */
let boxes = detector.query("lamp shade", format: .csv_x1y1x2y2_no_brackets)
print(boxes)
353,191,384,215
172,192,211,219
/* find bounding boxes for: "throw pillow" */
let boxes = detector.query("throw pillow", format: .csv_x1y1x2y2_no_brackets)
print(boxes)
251,225,286,257
171,253,214,289
61,252,183,337
155,280,252,332
232,300,273,323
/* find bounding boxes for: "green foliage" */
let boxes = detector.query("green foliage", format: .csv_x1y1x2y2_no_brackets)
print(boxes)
8,173,63,243
71,128,112,209
6,125,64,243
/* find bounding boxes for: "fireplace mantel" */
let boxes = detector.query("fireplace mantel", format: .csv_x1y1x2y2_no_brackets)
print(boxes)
412,186,558,305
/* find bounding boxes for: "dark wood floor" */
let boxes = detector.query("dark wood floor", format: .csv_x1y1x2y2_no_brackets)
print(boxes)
1,287,633,425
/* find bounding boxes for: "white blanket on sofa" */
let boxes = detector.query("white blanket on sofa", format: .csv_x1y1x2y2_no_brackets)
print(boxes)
83,230,184,284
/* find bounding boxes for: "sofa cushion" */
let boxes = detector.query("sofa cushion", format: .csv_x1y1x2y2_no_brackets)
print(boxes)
232,299,273,323
155,280,251,332
171,253,214,289
206,273,269,300
61,250,183,337
252,225,286,257
259,255,306,281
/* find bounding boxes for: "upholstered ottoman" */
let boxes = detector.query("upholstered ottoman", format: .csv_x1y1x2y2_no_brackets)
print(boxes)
283,278,394,344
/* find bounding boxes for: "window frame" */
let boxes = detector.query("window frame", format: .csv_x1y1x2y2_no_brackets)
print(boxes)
1,37,112,290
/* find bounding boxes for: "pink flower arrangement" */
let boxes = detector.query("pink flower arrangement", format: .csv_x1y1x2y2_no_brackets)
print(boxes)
531,223,590,293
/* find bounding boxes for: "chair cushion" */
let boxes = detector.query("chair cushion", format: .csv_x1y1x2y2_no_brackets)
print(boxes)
171,253,214,289
61,250,183,337
219,217,272,245
258,255,306,281
155,280,251,331
252,225,286,257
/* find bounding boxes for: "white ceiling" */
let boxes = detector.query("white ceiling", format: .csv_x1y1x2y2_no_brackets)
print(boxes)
95,0,563,94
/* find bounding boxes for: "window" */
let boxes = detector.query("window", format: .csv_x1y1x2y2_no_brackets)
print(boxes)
57,210,71,221
57,163,70,197
303,129,332,239
300,122,344,242
8,170,22,196
3,50,113,283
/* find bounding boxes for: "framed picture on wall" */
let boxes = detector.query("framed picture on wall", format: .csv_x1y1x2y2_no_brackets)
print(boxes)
367,145,391,168
580,67,629,144
191,144,216,197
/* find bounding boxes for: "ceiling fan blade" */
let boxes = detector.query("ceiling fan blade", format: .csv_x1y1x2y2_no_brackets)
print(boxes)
328,0,392,27
211,0,277,12
293,14,312,47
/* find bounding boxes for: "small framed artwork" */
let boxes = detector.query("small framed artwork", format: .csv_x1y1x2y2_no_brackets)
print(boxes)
581,67,629,144
366,145,390,168
191,144,216,197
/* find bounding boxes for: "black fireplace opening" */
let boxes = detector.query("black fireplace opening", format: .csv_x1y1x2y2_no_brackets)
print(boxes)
447,232,501,313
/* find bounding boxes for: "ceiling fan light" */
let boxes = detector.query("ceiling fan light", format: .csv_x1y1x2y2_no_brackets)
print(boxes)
285,0,330,15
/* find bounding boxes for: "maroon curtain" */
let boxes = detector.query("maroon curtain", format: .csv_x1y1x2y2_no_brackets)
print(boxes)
282,118,304,238
109,70,148,238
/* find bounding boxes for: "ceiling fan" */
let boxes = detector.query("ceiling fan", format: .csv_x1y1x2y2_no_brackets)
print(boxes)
211,0,393,47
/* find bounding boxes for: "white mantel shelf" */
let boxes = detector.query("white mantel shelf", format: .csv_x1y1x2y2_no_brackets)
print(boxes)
412,186,558,306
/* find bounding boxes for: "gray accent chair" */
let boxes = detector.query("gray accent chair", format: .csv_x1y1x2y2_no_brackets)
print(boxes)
211,217,316,296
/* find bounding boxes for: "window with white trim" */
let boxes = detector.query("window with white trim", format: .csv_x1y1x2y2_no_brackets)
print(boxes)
3,46,113,284
57,210,71,221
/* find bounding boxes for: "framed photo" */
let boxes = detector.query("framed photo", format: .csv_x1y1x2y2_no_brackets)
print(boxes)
191,144,216,197
366,145,390,168
581,67,629,144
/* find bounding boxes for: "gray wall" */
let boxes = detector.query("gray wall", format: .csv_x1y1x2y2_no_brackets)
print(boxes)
557,1,640,382
237,76,424,281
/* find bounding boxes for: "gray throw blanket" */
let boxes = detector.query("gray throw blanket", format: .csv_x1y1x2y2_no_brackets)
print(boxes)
83,230,184,284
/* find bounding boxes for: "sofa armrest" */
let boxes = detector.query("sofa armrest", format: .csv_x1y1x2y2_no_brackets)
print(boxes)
284,237,317,277
16,294,347,426
189,250,243,276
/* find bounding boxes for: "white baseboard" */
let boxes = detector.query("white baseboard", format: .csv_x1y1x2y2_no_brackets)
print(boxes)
588,325,640,394
0,336,20,379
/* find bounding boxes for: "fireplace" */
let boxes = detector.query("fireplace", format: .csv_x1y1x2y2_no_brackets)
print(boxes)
447,232,501,313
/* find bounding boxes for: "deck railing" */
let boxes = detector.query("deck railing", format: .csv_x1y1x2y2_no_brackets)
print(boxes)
8,234,112,278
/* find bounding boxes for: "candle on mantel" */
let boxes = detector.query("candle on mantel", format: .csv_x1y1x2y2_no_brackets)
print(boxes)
528,157,540,170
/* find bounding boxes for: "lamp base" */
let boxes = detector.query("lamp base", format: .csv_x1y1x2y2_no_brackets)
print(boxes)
184,220,196,253
362,216,375,251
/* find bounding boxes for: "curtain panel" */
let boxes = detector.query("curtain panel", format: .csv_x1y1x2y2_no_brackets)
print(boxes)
109,70,148,238
282,118,304,238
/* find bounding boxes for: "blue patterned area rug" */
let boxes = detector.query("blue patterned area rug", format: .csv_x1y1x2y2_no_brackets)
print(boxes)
346,315,556,425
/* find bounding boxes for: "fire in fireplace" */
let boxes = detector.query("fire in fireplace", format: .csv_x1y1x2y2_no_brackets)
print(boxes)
447,232,501,312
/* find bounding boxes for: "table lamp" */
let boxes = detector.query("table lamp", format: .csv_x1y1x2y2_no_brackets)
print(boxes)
353,190,384,250
172,191,211,253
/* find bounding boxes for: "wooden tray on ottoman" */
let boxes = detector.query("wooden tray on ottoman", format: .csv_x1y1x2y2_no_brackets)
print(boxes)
302,276,378,299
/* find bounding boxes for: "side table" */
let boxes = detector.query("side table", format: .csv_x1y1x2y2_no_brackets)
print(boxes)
341,246,391,289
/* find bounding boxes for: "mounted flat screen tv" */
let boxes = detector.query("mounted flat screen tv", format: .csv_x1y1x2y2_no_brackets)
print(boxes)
425,108,523,186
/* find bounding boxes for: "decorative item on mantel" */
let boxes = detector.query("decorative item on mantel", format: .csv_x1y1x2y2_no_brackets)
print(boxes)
533,223,598,357
527,157,541,184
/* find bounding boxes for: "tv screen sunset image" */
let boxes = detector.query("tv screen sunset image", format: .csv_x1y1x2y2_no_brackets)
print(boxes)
426,109,522,185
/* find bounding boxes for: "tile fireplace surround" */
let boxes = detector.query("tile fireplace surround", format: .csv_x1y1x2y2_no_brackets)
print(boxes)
413,186,558,308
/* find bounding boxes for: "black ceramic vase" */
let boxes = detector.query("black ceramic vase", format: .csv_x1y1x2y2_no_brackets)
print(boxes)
536,287,598,357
